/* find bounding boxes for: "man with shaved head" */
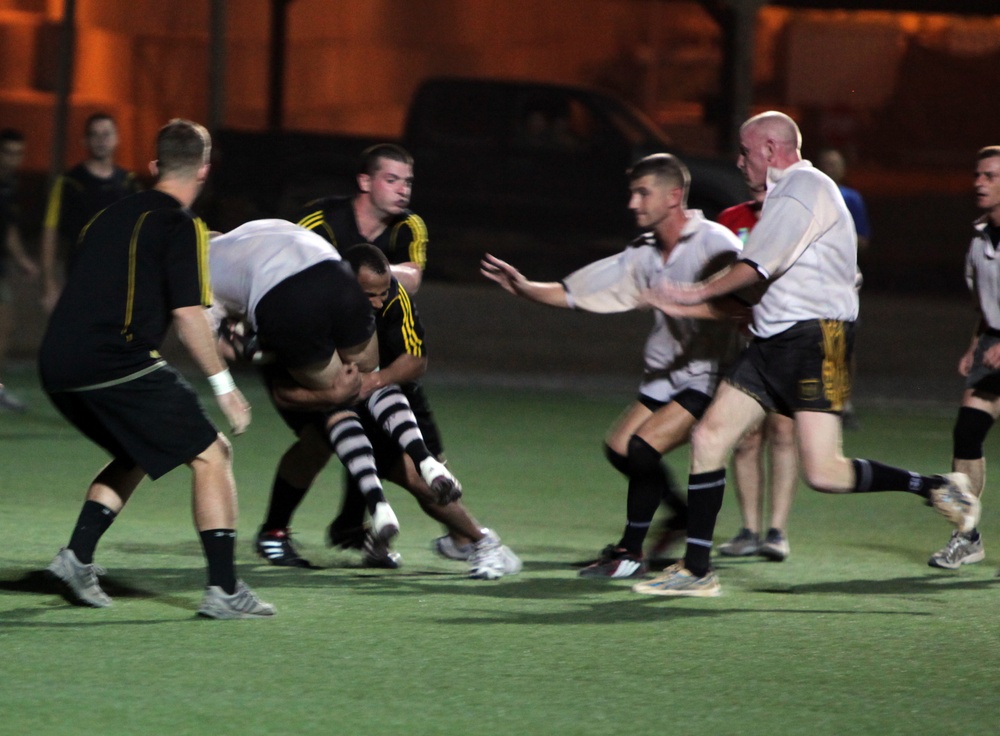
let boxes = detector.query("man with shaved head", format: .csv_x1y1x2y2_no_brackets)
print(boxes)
636,111,980,597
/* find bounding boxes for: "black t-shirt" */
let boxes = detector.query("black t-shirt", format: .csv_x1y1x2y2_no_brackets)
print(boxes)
39,189,210,390
46,163,140,251
296,196,427,269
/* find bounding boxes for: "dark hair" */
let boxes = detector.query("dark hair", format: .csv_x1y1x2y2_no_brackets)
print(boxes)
85,112,115,134
0,128,25,145
627,153,690,203
977,146,1000,162
344,243,390,276
357,143,413,178
155,118,210,177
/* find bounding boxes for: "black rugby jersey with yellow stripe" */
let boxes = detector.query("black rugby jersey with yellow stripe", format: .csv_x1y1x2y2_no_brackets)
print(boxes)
377,276,425,366
39,189,210,391
296,196,427,269
44,163,140,249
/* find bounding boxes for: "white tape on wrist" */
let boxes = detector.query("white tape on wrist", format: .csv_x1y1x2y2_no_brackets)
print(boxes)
208,369,236,395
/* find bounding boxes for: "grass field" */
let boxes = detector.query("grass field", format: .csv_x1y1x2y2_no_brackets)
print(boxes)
1,366,997,735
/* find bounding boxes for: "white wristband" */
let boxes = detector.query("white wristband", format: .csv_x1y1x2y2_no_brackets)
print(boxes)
207,369,236,395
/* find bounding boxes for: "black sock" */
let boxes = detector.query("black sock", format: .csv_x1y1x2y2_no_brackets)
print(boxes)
684,469,726,577
618,436,676,553
367,386,432,466
262,476,309,531
199,529,237,594
851,459,938,499
334,470,368,530
67,500,117,564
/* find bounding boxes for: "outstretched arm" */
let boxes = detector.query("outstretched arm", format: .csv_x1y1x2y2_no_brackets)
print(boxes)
650,261,762,308
480,253,569,308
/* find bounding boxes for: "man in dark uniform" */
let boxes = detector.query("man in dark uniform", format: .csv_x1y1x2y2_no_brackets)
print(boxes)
40,119,274,619
40,113,140,312
297,144,457,554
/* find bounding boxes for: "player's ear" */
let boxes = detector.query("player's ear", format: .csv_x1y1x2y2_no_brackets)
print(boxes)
357,173,371,194
197,162,211,184
148,159,159,177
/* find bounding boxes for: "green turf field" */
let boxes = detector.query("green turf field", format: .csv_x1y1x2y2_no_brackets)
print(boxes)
1,367,996,735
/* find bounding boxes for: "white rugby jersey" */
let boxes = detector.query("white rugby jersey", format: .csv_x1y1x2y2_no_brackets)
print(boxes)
562,211,743,402
209,219,341,329
965,218,1000,330
742,161,859,338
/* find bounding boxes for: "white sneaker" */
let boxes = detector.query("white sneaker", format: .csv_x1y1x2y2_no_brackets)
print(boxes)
371,501,400,544
47,547,111,607
418,457,463,505
197,580,276,619
432,534,475,561
929,473,980,534
468,530,522,580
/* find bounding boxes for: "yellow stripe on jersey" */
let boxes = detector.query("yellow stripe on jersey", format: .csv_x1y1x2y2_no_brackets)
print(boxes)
819,319,850,411
297,211,337,248
122,211,151,341
297,211,324,230
194,217,212,305
43,176,67,229
387,284,423,356
390,214,428,270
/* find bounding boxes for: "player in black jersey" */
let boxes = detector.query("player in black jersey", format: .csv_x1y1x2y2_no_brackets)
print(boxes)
40,119,274,619
40,113,140,312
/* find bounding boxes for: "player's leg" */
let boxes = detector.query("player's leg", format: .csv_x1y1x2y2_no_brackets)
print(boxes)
721,417,765,556
191,434,275,619
256,423,331,567
365,384,460,504
929,389,999,568
633,382,765,598
759,412,798,561
325,409,398,544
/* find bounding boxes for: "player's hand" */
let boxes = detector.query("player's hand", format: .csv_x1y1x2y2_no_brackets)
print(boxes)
481,253,526,295
216,388,251,435
40,282,61,314
982,343,1000,371
958,348,975,377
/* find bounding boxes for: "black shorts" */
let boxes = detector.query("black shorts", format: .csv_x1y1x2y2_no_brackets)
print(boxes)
638,388,713,420
254,261,375,370
966,331,1000,395
727,319,854,416
47,364,219,480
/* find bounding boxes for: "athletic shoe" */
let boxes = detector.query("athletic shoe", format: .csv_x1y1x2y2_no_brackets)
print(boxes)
418,457,463,505
578,545,648,579
197,580,276,619
327,519,367,550
47,547,112,607
928,530,985,569
647,516,687,560
718,528,760,557
255,528,312,568
361,530,402,569
928,473,980,533
0,387,28,413
759,528,790,562
371,501,400,544
631,562,721,597
468,530,522,580
432,534,475,561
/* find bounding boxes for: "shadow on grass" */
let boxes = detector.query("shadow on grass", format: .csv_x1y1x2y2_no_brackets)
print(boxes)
774,574,997,596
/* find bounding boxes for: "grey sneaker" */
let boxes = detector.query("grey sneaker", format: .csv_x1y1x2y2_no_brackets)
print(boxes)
759,528,790,562
928,473,980,533
468,530,522,580
632,562,722,597
718,528,760,557
928,531,985,569
197,580,276,619
432,534,474,561
47,547,111,607
0,387,28,413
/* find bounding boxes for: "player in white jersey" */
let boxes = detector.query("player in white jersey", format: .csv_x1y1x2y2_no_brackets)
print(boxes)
928,146,1000,571
637,111,980,597
482,153,743,579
